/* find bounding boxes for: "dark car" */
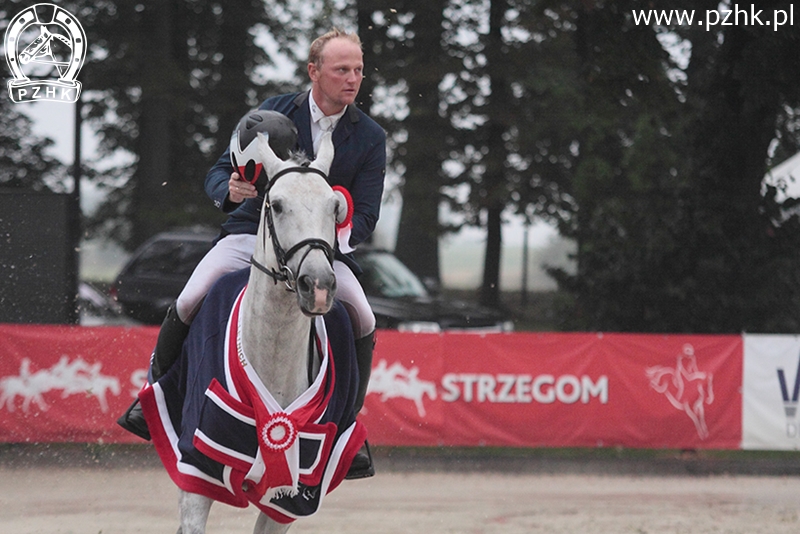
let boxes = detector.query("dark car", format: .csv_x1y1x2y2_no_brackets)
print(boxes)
78,281,139,326
354,248,513,333
111,227,217,324
113,228,513,331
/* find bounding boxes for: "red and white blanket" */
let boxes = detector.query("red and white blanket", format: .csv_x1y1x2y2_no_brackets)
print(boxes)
139,268,366,524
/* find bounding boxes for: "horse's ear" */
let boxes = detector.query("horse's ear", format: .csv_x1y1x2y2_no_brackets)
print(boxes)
256,132,283,176
310,132,334,174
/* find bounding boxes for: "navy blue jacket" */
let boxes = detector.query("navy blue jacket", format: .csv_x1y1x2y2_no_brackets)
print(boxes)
206,92,386,247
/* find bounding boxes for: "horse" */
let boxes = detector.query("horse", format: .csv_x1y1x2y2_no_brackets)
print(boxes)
138,131,366,534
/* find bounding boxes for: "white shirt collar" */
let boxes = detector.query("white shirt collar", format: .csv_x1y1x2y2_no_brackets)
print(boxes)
309,91,346,129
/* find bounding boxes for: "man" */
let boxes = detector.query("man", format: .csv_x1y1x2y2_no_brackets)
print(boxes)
118,28,386,479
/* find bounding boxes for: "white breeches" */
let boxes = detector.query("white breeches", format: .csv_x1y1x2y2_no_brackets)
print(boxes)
176,233,375,339
177,234,255,322
332,260,376,339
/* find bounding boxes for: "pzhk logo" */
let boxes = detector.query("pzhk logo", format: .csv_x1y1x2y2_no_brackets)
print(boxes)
5,4,86,103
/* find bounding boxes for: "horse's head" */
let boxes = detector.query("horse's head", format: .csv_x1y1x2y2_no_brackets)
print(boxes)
252,131,349,316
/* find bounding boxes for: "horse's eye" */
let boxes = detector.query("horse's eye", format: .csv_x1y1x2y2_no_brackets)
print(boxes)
271,200,283,214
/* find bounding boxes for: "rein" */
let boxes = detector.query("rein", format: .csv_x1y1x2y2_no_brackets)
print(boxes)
250,165,335,292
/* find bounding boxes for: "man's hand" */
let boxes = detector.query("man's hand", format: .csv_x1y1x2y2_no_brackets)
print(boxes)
228,172,257,204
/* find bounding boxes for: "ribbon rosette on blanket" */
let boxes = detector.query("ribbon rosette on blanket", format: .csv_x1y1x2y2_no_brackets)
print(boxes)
253,412,299,497
261,413,297,452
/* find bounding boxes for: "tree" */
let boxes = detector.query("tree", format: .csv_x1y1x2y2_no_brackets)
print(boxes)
70,0,280,249
543,0,800,333
0,6,67,193
469,0,512,308
547,1,691,331
383,0,537,300
437,0,577,308
0,93,66,192
73,0,367,249
674,0,800,332
382,0,582,308
389,2,450,284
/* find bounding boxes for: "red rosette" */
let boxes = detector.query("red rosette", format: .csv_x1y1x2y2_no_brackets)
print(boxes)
332,186,354,230
260,413,298,453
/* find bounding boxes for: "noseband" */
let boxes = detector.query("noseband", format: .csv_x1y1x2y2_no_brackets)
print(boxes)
250,165,336,291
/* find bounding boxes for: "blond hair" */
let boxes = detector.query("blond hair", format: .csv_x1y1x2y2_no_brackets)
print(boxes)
308,28,362,68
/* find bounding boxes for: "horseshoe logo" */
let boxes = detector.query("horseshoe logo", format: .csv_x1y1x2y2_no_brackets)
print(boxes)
5,3,86,103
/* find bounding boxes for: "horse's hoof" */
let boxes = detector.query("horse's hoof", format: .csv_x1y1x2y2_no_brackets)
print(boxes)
117,399,152,441
345,443,374,480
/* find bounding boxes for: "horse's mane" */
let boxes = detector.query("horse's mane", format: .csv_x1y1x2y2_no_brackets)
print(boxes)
257,150,315,199
286,149,312,167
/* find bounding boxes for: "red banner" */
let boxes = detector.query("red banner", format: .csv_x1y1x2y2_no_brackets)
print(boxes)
360,331,743,449
0,324,156,443
0,326,743,449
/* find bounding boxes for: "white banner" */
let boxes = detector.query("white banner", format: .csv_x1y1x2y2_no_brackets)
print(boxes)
742,334,800,450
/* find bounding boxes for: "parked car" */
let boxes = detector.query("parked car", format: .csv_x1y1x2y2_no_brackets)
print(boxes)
112,228,513,332
111,227,217,324
78,282,138,326
353,248,514,333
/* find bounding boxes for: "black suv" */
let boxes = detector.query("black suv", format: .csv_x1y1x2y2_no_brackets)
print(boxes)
112,228,513,332
111,227,217,324
354,248,513,333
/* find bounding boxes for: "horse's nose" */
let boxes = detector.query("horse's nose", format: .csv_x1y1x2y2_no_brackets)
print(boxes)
297,274,314,296
297,273,336,314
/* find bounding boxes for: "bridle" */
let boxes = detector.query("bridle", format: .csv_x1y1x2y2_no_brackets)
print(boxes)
250,165,336,292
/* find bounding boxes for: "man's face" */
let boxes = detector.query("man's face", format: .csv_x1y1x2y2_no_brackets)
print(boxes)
309,38,364,114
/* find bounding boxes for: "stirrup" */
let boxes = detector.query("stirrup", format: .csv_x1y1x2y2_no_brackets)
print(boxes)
345,440,375,480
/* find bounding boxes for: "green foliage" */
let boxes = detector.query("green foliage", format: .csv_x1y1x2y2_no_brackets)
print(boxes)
545,0,800,333
0,6,66,193
8,0,800,332
61,0,320,248
383,0,800,332
0,93,66,192
380,1,453,283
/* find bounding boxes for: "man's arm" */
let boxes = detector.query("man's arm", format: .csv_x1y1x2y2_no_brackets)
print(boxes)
205,148,258,213
348,131,387,246
205,144,241,213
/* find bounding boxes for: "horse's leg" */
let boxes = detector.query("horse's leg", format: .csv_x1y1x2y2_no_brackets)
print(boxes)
253,511,292,534
178,491,213,534
691,391,709,438
682,399,708,439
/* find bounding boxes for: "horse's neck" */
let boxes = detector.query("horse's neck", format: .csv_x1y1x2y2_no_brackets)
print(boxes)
240,273,314,409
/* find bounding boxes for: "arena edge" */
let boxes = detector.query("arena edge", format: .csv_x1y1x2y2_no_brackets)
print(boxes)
441,373,608,404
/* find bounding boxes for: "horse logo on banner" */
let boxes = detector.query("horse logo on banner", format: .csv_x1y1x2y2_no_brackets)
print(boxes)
0,356,120,413
368,359,437,417
4,3,86,103
646,344,715,439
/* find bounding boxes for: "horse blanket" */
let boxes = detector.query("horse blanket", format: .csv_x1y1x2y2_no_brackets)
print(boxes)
139,268,367,524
